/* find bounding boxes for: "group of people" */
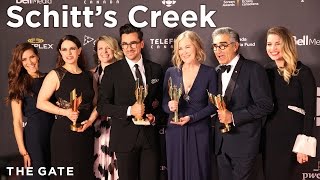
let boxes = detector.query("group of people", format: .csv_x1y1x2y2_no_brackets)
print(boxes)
7,23,316,180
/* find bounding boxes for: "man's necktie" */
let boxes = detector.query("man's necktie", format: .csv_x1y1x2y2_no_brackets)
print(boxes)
134,64,143,87
219,65,231,73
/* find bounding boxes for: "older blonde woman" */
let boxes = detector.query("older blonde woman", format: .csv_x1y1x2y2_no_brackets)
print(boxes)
162,30,217,180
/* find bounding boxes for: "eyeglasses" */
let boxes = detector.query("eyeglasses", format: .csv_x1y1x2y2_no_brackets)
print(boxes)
121,41,141,49
212,42,234,51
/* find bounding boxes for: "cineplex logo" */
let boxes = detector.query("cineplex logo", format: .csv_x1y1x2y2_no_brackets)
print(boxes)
28,38,54,49
293,35,320,46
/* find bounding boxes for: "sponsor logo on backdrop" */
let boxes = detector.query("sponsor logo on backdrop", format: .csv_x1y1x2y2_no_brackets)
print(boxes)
83,0,119,5
220,0,259,7
162,0,176,7
27,38,54,49
239,37,255,47
150,38,174,49
16,0,52,4
83,35,95,46
317,87,320,126
301,161,320,180
293,35,320,46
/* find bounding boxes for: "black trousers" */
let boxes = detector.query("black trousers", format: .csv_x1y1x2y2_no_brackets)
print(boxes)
116,130,159,180
217,152,257,180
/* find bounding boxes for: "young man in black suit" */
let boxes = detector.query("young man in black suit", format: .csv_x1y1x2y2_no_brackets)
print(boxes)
97,23,163,180
211,27,273,180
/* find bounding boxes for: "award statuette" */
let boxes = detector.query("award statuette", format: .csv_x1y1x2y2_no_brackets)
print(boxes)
70,89,82,131
207,91,231,133
168,77,182,122
133,79,150,125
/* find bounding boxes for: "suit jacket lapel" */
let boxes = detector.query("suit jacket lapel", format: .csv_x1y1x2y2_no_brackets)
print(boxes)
143,60,151,88
224,57,244,104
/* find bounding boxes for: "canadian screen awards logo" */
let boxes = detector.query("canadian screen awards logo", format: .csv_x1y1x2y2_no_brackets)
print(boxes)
162,0,176,7
220,0,259,7
83,35,95,46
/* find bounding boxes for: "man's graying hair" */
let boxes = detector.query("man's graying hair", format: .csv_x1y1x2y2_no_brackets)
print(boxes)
212,27,240,43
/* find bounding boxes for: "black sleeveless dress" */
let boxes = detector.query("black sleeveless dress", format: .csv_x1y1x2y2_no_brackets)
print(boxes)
50,67,94,180
23,76,54,180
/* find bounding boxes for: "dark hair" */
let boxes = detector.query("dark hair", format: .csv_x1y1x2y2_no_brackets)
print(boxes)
56,35,86,70
7,43,39,102
119,23,143,41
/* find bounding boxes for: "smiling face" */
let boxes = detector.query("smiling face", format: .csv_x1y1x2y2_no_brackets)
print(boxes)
121,32,144,62
212,34,239,65
97,40,114,65
266,34,284,62
21,49,39,77
178,38,197,64
59,40,82,65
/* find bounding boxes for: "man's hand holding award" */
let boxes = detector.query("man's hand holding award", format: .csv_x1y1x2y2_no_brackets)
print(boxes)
132,79,151,126
207,91,232,133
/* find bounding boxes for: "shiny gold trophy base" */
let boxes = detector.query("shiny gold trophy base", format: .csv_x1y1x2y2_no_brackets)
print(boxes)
70,124,83,131
207,91,231,133
70,89,82,131
168,77,182,122
133,79,150,126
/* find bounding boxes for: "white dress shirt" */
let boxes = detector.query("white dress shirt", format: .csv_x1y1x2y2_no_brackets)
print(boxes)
221,54,240,96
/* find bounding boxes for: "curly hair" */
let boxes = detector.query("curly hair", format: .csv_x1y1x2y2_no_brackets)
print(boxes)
267,26,298,84
56,35,86,70
7,43,38,102
172,30,206,69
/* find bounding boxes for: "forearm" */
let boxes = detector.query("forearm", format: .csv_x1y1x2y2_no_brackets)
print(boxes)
13,120,27,155
87,107,99,123
36,100,67,116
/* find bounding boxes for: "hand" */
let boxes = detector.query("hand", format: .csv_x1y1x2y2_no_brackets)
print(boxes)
131,103,145,118
297,152,309,164
170,116,190,126
22,153,31,168
77,120,94,132
64,108,79,123
168,100,178,112
146,113,155,124
217,109,232,124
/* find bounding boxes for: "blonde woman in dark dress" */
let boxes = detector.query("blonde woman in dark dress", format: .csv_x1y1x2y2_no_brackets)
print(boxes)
263,26,316,180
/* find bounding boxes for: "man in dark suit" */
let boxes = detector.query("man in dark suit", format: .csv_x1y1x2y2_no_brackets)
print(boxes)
211,27,273,180
97,23,163,180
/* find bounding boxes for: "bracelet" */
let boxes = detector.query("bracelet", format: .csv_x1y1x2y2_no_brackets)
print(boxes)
21,153,29,157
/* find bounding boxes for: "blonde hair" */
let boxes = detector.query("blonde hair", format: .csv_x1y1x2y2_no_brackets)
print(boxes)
172,30,206,69
94,35,124,64
267,26,298,84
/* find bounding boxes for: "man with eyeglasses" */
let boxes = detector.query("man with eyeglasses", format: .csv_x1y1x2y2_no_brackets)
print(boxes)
211,27,273,180
97,23,164,180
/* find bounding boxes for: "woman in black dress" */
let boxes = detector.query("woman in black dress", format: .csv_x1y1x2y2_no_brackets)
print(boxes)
7,42,54,179
263,26,316,180
37,35,98,180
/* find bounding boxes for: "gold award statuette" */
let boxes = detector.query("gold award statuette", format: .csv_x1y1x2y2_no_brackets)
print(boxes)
133,79,149,125
70,89,82,131
168,77,182,122
207,91,231,133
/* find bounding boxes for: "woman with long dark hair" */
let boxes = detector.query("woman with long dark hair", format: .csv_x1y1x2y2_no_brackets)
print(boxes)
7,42,54,179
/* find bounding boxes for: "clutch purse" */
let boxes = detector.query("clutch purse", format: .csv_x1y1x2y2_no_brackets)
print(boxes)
292,134,317,157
